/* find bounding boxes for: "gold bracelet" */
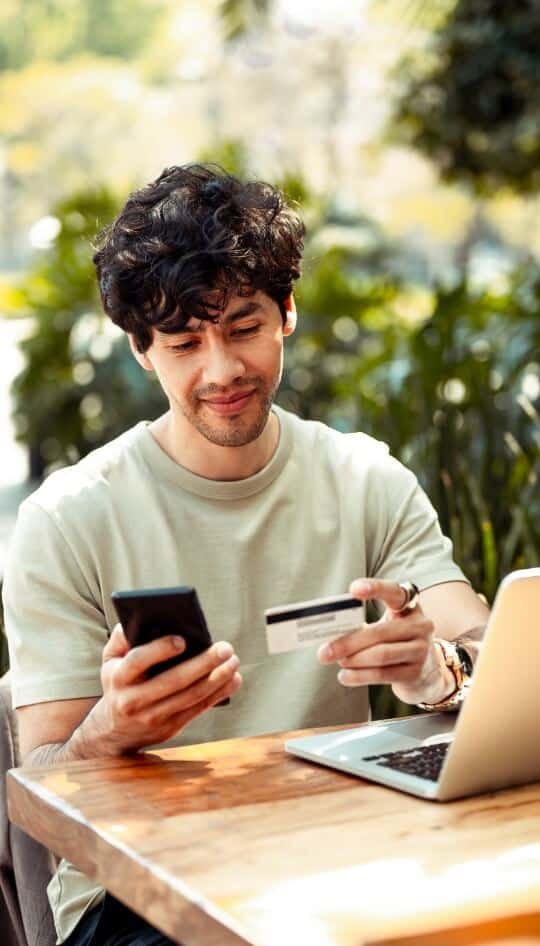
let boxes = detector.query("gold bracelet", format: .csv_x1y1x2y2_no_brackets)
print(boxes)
417,638,471,712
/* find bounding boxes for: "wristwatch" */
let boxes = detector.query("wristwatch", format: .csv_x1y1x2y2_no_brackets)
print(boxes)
417,638,473,712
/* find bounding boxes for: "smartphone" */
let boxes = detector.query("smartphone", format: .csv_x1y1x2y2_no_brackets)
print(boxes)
111,585,229,704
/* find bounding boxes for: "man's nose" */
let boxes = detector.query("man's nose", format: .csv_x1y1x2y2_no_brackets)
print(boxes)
201,340,246,387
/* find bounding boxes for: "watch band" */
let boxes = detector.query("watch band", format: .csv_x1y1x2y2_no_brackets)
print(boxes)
417,638,473,712
456,643,474,677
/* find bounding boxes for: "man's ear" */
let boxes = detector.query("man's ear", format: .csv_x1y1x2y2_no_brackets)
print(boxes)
283,294,297,336
128,334,154,371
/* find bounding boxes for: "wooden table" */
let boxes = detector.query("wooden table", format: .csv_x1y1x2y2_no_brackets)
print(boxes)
7,723,540,946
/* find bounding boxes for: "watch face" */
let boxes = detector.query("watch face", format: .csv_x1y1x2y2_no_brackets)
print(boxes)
456,645,473,677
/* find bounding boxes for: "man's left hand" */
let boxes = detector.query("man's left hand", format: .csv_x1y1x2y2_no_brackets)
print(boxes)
317,578,456,706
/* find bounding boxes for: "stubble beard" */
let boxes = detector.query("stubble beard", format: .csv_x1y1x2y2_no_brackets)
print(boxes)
180,378,278,447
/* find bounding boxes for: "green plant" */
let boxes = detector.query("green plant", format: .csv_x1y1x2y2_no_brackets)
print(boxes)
391,0,540,194
0,0,168,70
8,189,166,480
288,257,539,600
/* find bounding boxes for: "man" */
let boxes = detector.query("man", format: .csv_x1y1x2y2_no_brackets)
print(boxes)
3,164,489,946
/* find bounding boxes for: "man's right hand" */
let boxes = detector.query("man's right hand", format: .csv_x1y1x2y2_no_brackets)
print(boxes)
94,623,242,754
17,624,242,765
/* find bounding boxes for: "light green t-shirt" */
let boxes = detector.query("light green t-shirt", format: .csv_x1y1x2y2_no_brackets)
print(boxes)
3,405,467,941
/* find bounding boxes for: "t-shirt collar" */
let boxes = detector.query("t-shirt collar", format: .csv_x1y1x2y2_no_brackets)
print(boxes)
135,404,293,500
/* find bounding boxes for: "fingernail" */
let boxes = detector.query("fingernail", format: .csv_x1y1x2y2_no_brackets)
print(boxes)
173,636,185,650
318,642,333,661
216,641,233,660
338,669,352,685
350,580,372,594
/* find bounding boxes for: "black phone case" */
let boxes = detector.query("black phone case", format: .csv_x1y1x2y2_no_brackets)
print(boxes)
111,585,216,678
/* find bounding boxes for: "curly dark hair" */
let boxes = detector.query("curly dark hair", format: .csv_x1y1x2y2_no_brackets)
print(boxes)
92,164,306,352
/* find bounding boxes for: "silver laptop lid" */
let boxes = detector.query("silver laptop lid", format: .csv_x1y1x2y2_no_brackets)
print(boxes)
437,568,540,800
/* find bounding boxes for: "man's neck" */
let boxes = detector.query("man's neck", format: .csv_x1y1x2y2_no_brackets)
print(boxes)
149,410,280,481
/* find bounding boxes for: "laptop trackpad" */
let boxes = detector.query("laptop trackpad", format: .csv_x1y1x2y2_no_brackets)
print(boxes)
300,715,455,764
385,713,456,744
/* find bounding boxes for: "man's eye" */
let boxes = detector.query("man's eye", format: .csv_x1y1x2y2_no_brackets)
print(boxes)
233,324,260,337
172,340,198,352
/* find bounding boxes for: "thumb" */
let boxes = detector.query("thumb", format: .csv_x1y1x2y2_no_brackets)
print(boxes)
103,622,130,661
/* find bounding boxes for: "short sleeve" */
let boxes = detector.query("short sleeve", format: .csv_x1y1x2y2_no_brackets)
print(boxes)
2,500,105,708
367,454,469,590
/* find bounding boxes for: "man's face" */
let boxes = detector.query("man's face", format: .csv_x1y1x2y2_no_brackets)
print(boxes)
133,290,295,448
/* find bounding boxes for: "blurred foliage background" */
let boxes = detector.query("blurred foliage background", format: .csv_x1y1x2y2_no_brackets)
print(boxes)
0,0,539,718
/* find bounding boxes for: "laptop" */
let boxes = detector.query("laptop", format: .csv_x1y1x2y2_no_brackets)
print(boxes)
285,568,540,801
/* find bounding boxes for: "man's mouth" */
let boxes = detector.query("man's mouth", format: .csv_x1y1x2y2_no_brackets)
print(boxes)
202,389,256,414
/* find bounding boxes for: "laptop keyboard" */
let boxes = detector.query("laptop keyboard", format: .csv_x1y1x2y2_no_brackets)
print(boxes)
362,742,450,781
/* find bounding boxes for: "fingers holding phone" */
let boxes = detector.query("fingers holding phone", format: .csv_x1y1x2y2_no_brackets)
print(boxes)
111,585,236,707
135,638,241,719
105,624,241,708
95,587,242,754
104,623,190,686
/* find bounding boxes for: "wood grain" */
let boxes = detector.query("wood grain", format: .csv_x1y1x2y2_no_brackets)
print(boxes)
7,723,540,946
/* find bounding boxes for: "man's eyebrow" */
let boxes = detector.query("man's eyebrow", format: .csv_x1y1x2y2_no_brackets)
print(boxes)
170,301,262,336
223,301,263,323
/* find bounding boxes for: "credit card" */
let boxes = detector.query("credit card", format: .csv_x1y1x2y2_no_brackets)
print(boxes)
265,593,364,655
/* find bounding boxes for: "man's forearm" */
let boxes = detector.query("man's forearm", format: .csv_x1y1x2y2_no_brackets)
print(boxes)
23,698,120,768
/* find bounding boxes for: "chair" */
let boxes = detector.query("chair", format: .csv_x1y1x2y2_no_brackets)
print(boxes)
0,672,56,946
